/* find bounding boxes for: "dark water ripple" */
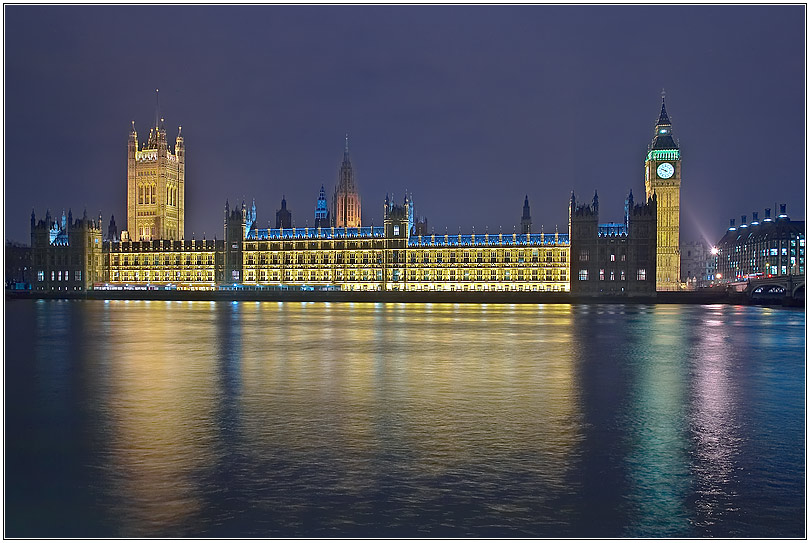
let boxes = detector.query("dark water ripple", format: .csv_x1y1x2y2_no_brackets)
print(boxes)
5,300,805,537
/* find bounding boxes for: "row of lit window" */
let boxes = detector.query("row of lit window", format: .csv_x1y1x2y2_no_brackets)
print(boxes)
242,268,568,283
409,269,566,282
402,284,569,292
112,271,215,282
37,270,81,282
409,249,566,264
242,248,568,262
245,269,382,282
113,253,216,266
577,268,647,281
578,249,629,262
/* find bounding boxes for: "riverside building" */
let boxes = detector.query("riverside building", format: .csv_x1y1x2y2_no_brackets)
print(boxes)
29,98,696,295
569,191,657,295
226,195,570,292
30,209,104,292
715,205,805,282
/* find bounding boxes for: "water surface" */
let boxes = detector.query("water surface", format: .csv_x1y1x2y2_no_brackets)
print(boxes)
5,300,805,537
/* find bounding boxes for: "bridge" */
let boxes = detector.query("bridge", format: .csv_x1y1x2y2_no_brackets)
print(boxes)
744,275,805,304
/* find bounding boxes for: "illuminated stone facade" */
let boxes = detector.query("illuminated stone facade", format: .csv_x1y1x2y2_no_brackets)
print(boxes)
224,197,570,292
29,100,704,296
332,135,361,228
644,98,681,291
126,117,185,242
103,238,225,290
30,209,104,292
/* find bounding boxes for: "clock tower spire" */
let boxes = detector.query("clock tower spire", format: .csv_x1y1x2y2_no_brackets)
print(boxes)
644,95,681,291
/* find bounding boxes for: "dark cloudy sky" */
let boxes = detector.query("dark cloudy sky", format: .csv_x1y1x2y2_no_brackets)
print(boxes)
4,5,805,245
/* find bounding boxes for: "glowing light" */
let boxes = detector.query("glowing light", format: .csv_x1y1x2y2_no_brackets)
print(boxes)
710,247,719,256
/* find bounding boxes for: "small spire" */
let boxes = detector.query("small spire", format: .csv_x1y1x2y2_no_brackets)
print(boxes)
155,88,160,129
344,132,349,157
657,93,671,126
131,120,136,135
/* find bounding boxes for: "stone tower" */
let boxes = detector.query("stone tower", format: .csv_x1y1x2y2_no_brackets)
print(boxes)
521,195,532,234
332,134,361,228
644,96,681,291
126,91,185,241
314,185,330,228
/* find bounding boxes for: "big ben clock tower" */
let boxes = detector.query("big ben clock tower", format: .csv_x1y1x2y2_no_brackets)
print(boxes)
645,96,681,291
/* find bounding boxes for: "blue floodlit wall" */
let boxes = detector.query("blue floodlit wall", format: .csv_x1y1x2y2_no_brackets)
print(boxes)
597,223,628,237
247,226,386,240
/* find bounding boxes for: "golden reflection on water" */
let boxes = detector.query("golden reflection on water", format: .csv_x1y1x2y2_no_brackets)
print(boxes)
100,301,219,535
83,301,588,535
18,300,805,536
93,301,583,533
237,302,582,484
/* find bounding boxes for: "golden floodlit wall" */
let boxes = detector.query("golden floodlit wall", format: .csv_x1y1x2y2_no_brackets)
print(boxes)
237,230,569,292
103,239,224,290
99,207,571,292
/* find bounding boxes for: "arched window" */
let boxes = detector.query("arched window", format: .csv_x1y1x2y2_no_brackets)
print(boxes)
151,184,157,204
167,186,171,205
138,185,144,204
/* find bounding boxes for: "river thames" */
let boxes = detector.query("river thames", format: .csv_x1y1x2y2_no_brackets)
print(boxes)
5,300,805,537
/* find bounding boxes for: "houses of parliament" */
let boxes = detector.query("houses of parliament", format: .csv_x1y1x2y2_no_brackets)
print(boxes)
27,98,682,295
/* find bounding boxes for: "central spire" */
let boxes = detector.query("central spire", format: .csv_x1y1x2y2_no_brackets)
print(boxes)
333,134,361,227
155,88,160,129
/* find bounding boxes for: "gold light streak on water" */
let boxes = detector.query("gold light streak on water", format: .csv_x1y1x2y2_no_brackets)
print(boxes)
235,303,582,497
98,301,219,535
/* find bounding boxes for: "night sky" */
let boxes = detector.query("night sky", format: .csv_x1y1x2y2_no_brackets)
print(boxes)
4,5,805,246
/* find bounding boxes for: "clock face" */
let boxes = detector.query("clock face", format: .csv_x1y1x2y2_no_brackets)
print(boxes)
657,162,675,179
